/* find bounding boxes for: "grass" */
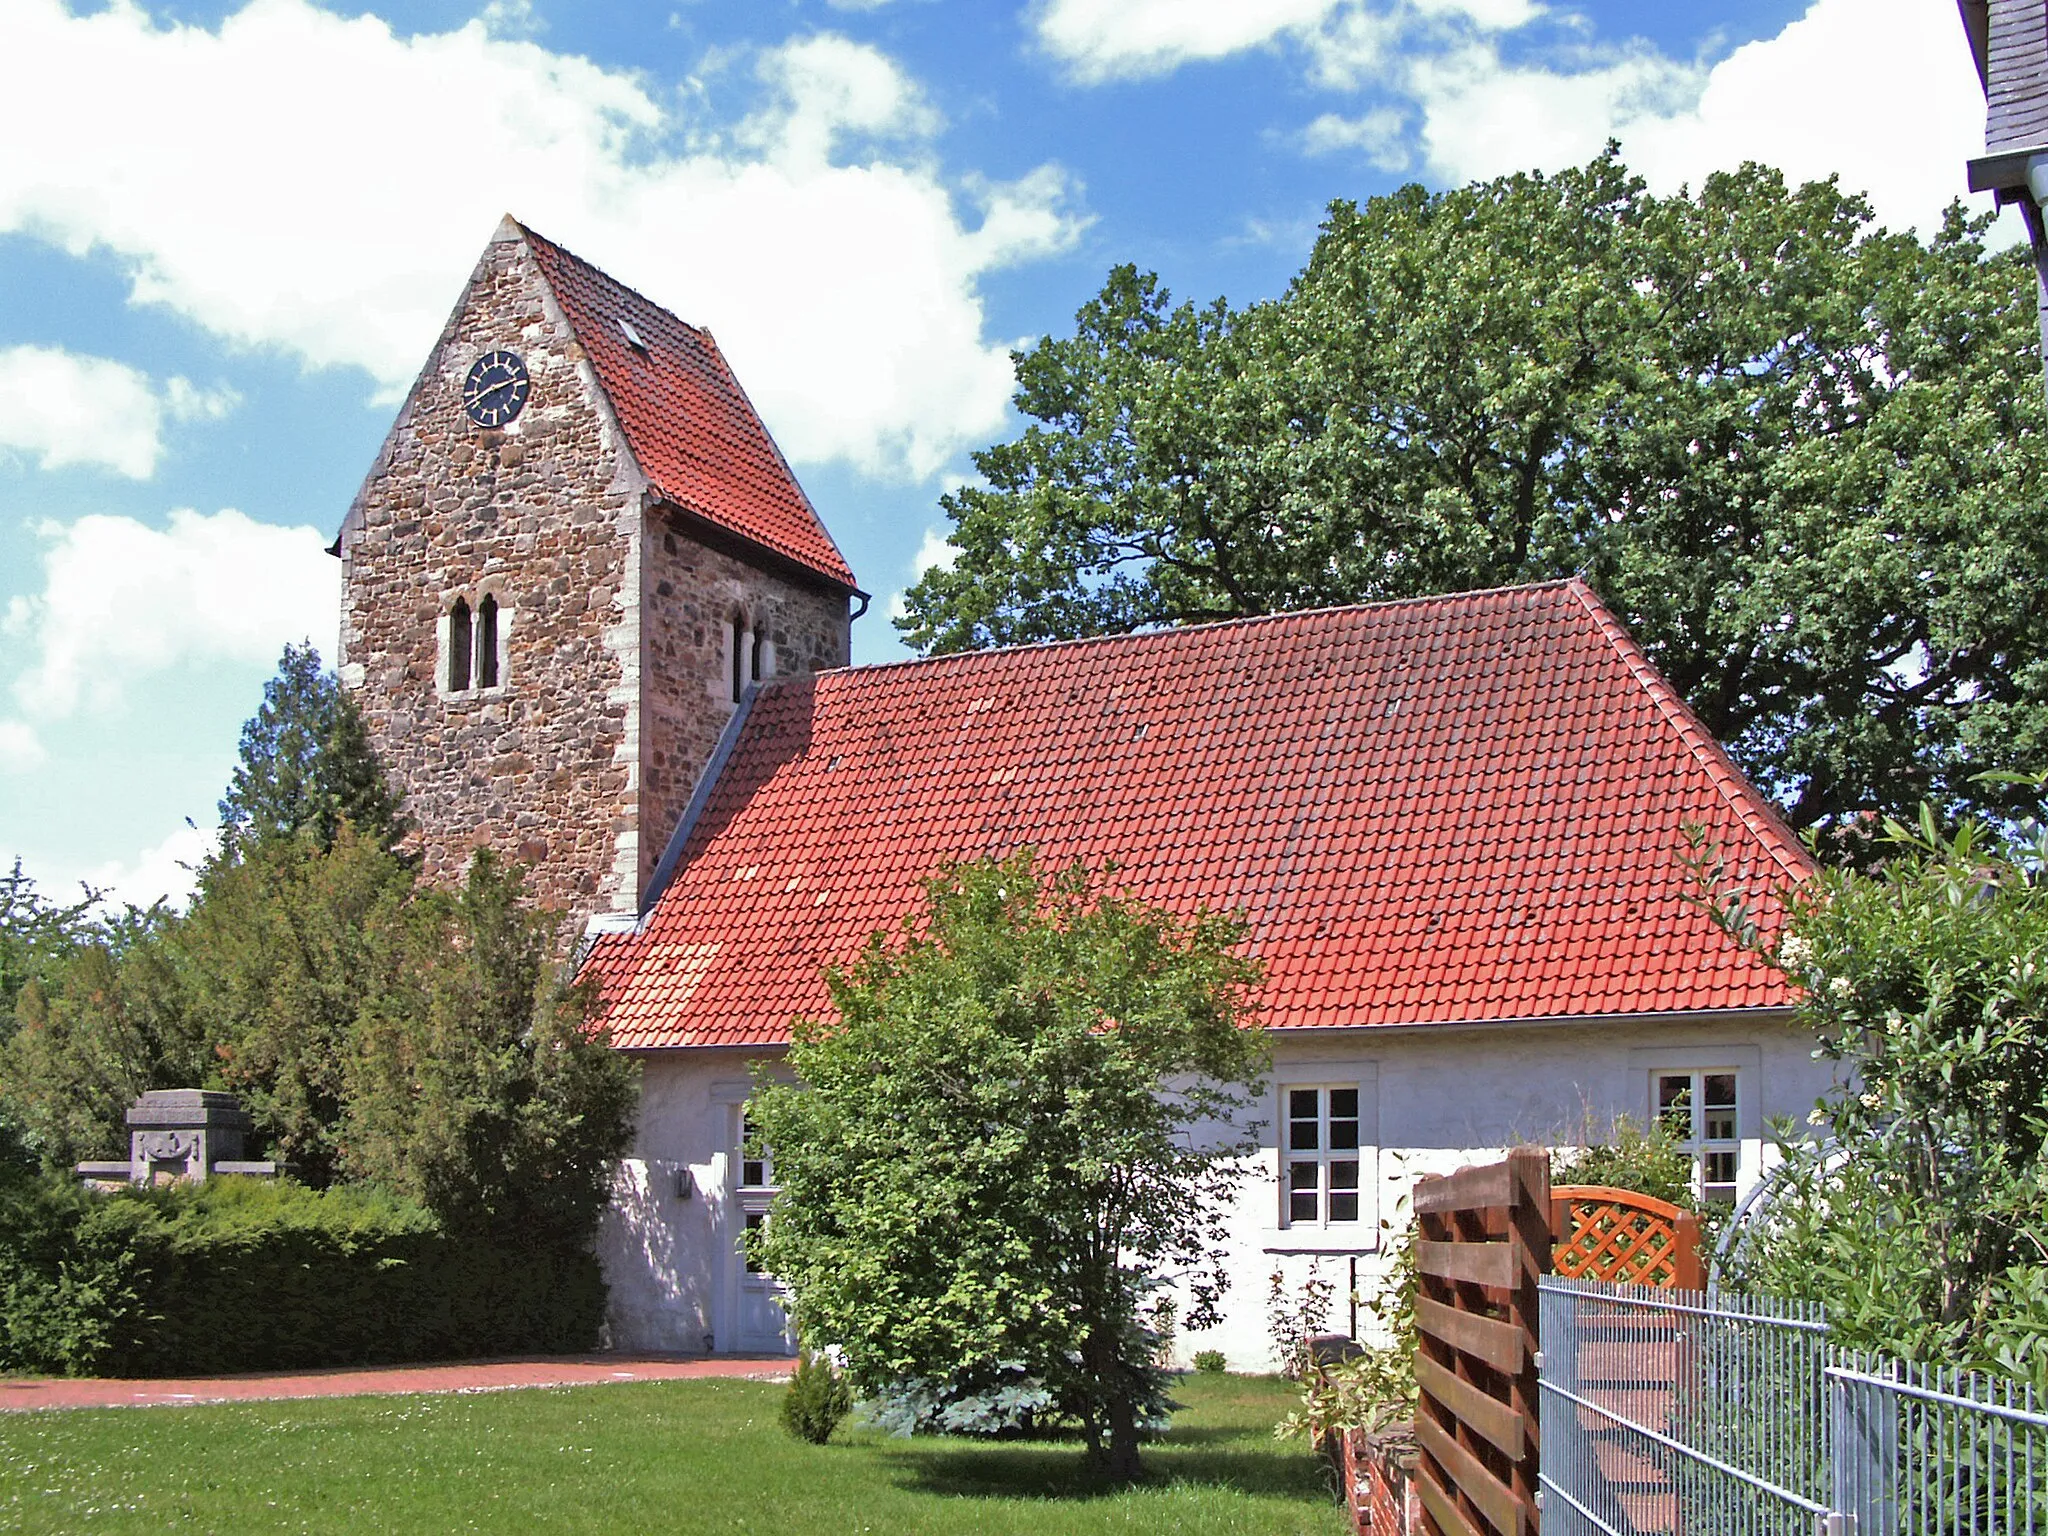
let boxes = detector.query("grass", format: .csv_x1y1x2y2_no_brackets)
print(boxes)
0,1371,1348,1534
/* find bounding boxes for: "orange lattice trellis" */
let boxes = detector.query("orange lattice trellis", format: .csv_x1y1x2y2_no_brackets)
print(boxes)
1548,1184,1703,1289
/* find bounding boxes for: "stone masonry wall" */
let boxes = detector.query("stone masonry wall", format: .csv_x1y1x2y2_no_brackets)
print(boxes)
637,519,850,895
338,231,643,928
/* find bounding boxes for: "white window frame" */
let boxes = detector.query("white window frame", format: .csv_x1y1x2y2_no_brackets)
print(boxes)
1655,1068,1741,1205
1264,1061,1378,1254
1629,1044,1763,1206
437,586,511,699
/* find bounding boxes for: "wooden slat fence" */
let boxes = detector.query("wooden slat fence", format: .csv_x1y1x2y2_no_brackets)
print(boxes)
1412,1148,1548,1536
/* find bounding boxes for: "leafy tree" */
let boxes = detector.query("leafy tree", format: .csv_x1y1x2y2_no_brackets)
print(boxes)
901,151,2048,846
1700,794,2048,1384
342,850,638,1243
748,853,1266,1481
1,862,106,1029
216,642,405,861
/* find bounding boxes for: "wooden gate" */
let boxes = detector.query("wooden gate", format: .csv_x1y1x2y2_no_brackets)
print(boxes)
1412,1147,1548,1536
1548,1185,1701,1290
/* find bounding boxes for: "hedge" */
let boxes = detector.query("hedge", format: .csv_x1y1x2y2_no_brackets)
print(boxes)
0,1171,605,1376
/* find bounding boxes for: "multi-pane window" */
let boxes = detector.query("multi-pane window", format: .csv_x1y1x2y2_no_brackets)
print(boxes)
739,1112,773,1190
1657,1070,1740,1204
742,1210,768,1274
1283,1086,1361,1226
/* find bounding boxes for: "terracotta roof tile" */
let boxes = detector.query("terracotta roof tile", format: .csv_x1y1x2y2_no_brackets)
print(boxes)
586,580,1813,1049
519,223,858,591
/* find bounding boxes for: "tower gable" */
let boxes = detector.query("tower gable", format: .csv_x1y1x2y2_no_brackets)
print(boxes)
336,219,856,930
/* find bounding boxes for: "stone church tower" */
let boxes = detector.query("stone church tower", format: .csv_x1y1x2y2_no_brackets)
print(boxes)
332,218,864,932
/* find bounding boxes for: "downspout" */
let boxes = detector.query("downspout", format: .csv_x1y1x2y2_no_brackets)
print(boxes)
2025,157,2048,395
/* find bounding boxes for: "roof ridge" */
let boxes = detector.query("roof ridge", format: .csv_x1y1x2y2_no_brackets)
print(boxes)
820,578,1583,684
1560,577,1815,885
511,218,712,340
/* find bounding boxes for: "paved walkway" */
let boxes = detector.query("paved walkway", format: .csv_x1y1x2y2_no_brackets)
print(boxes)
0,1354,793,1412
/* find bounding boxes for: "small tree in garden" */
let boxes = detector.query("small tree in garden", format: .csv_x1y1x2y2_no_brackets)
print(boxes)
1696,792,2048,1384
747,852,1266,1481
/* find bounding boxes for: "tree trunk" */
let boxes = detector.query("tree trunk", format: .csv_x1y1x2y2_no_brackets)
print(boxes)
1104,1389,1143,1482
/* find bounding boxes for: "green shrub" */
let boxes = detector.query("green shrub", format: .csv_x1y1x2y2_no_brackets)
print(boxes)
782,1350,853,1444
0,1167,141,1375
1191,1350,1227,1374
0,1174,606,1377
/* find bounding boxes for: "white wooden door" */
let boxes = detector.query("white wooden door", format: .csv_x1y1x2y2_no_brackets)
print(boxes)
735,1207,796,1354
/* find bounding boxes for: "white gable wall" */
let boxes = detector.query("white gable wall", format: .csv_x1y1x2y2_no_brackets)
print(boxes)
596,1011,1835,1366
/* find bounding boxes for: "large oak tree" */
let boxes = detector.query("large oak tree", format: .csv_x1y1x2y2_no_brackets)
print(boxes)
899,151,2048,848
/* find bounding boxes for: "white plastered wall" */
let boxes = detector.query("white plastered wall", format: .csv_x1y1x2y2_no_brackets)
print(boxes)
596,1013,1838,1364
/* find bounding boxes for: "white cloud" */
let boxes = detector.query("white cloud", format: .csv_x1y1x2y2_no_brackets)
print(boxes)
1037,0,1341,83
1034,0,1539,84
0,719,44,772
0,344,234,479
1300,107,1410,170
911,524,958,575
1407,43,1703,185
4,508,338,719
73,821,215,913
0,2,1083,481
1405,0,1988,235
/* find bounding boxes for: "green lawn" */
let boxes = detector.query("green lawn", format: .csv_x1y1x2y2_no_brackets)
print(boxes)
0,1372,1348,1534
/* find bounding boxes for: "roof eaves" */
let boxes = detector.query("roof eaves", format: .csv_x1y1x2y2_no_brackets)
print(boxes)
651,496,867,600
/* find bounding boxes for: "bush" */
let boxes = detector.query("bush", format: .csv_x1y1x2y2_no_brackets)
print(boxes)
1192,1350,1227,1374
0,1174,606,1377
781,1350,854,1444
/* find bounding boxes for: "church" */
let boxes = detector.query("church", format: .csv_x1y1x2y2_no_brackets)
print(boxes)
333,219,1833,1366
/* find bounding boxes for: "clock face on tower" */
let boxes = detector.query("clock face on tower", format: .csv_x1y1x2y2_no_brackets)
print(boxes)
461,350,531,428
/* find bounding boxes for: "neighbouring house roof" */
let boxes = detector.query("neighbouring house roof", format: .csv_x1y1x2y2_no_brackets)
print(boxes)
586,579,1813,1051
518,222,860,593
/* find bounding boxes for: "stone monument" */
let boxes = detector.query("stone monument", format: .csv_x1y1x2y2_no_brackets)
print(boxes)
75,1089,279,1188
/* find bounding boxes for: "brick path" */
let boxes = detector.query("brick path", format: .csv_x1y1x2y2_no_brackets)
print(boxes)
0,1354,793,1413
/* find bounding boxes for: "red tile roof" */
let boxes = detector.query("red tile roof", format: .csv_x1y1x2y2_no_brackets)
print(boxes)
587,580,1812,1050
519,222,859,592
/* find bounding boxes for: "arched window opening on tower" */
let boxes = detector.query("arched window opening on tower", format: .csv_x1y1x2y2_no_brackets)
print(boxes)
750,629,765,687
729,613,745,704
449,597,473,693
477,594,500,689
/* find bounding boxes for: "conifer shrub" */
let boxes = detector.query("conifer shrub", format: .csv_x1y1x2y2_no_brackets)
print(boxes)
781,1350,853,1445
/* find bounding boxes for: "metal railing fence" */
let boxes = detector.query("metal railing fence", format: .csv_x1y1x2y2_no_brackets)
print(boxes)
1538,1276,2048,1535
1539,1276,1831,1535
1828,1356,2048,1535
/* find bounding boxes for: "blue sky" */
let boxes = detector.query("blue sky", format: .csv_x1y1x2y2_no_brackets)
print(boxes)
0,0,1999,908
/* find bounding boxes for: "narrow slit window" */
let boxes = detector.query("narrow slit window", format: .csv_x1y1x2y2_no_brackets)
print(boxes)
476,594,499,688
730,615,745,704
448,597,472,692
750,629,765,686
